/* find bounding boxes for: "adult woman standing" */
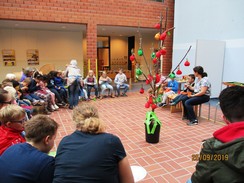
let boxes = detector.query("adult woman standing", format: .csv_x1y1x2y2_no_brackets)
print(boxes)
53,103,134,183
65,59,82,109
182,66,211,126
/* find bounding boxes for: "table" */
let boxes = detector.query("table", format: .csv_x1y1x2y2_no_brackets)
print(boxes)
222,82,244,87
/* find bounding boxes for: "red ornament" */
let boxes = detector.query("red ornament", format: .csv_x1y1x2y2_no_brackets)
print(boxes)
148,75,153,82
156,51,161,58
155,74,160,83
145,79,150,85
145,102,150,108
184,59,190,66
160,49,167,55
176,69,182,75
159,31,167,40
154,23,160,29
152,58,157,64
130,55,135,62
139,88,144,94
151,103,157,110
148,96,153,104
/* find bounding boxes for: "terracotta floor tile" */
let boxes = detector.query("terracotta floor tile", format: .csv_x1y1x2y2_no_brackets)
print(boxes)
52,91,225,182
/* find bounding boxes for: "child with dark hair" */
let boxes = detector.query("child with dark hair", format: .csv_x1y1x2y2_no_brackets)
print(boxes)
187,86,244,183
170,74,195,106
0,115,58,183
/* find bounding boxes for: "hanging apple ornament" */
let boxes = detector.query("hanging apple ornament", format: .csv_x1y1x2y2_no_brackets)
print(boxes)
145,102,150,108
139,84,144,94
184,58,190,66
151,103,157,110
156,51,161,58
154,23,160,29
152,58,157,64
138,49,143,56
159,31,167,40
160,48,167,55
176,67,182,75
130,54,135,62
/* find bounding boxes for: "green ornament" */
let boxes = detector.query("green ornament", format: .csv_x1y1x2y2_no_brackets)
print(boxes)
136,68,143,75
138,49,143,56
167,31,171,35
151,52,156,59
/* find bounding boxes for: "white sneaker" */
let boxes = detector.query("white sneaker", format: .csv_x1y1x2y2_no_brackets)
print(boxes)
54,104,59,109
51,105,56,110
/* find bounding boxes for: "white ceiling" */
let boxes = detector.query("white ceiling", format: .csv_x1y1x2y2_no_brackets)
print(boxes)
0,20,156,37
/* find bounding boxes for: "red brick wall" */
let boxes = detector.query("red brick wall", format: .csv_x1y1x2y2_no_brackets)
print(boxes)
0,0,174,75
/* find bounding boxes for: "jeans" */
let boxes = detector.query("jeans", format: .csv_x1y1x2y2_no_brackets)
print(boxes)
182,95,210,121
68,79,80,108
100,83,113,95
23,93,41,102
87,85,99,98
116,84,129,96
172,94,188,105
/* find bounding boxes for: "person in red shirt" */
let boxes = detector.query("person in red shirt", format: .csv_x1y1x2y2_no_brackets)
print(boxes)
0,104,26,155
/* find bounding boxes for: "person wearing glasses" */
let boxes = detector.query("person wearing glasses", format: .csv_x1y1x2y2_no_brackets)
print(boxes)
0,115,58,183
0,104,26,155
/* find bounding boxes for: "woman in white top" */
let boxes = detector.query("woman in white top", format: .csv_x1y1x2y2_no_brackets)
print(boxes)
65,59,81,109
182,66,211,126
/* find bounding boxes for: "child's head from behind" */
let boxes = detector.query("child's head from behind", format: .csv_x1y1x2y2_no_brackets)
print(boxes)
0,104,26,131
73,103,105,134
219,86,244,123
0,89,13,109
25,115,59,153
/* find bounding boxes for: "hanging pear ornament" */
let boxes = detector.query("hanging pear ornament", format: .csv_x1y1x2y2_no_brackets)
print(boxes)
154,32,160,40
184,59,190,66
159,31,167,40
154,23,160,29
176,67,182,75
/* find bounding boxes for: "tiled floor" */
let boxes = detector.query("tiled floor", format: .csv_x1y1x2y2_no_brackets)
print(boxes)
50,91,224,183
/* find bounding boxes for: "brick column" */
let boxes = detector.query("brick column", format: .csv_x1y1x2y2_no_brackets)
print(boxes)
85,22,97,75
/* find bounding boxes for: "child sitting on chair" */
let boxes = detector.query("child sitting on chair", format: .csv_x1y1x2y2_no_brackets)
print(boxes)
158,73,178,107
170,74,195,106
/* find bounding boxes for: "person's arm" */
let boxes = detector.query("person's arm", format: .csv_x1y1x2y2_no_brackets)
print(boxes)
38,158,55,183
171,81,179,92
114,75,119,84
189,86,208,97
93,76,97,85
118,156,134,183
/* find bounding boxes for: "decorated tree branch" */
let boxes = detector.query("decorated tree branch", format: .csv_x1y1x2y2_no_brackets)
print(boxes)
129,11,192,143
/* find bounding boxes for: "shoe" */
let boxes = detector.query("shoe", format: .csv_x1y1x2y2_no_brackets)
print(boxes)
111,95,115,98
69,106,74,110
169,102,176,106
158,103,167,107
187,119,198,126
122,93,128,97
44,110,51,115
182,116,189,120
32,99,39,106
39,100,45,105
54,104,59,110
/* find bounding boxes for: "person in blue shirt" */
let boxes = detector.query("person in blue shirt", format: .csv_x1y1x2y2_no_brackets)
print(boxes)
158,73,179,107
0,115,58,183
53,103,134,183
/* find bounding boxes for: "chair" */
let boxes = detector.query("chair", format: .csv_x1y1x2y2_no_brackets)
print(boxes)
198,101,211,120
181,101,211,120
214,102,220,123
